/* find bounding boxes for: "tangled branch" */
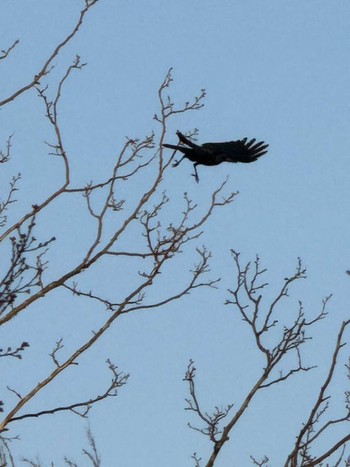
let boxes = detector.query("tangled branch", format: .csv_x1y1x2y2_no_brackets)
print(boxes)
185,252,330,467
0,64,234,436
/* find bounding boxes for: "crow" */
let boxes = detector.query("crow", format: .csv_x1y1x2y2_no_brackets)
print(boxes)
163,131,268,182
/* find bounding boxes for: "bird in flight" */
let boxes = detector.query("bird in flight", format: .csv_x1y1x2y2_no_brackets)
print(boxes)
163,131,268,182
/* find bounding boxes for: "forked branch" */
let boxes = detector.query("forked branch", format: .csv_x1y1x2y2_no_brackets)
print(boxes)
185,253,329,467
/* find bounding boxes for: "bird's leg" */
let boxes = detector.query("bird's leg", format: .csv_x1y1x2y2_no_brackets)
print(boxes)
173,154,186,167
192,163,199,183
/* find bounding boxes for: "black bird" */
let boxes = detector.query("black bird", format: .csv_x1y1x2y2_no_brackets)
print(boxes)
163,131,268,182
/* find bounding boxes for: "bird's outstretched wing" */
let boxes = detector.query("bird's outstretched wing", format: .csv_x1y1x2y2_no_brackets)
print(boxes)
202,138,268,163
162,131,269,182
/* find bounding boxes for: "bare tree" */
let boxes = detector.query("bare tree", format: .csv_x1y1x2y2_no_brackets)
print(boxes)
2,2,349,467
0,1,235,463
184,251,350,466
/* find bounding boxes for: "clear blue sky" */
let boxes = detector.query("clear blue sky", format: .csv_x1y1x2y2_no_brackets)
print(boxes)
1,1,350,465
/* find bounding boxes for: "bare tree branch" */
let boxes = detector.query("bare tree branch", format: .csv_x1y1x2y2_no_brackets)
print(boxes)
0,341,29,360
285,319,350,467
185,253,329,467
8,359,128,424
0,40,19,61
0,1,98,108
0,68,235,438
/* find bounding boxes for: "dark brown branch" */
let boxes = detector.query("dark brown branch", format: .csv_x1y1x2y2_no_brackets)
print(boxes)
187,254,329,467
191,452,202,467
0,216,55,315
0,56,84,245
7,360,128,424
285,319,350,466
123,248,220,314
303,434,350,466
0,342,29,360
0,69,239,437
0,40,19,61
184,360,233,443
0,133,14,164
260,348,316,388
0,1,98,108
82,427,101,467
49,339,64,367
0,436,16,467
250,455,269,466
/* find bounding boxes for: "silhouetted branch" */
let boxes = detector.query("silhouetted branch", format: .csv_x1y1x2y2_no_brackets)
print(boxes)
0,133,14,164
0,342,29,359
186,253,329,467
82,426,101,467
250,455,269,466
0,1,98,108
0,215,55,316
0,173,20,229
8,359,128,424
191,452,202,467
184,360,233,442
49,339,65,367
0,436,16,467
0,40,19,61
153,68,206,123
285,319,350,466
0,67,236,438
